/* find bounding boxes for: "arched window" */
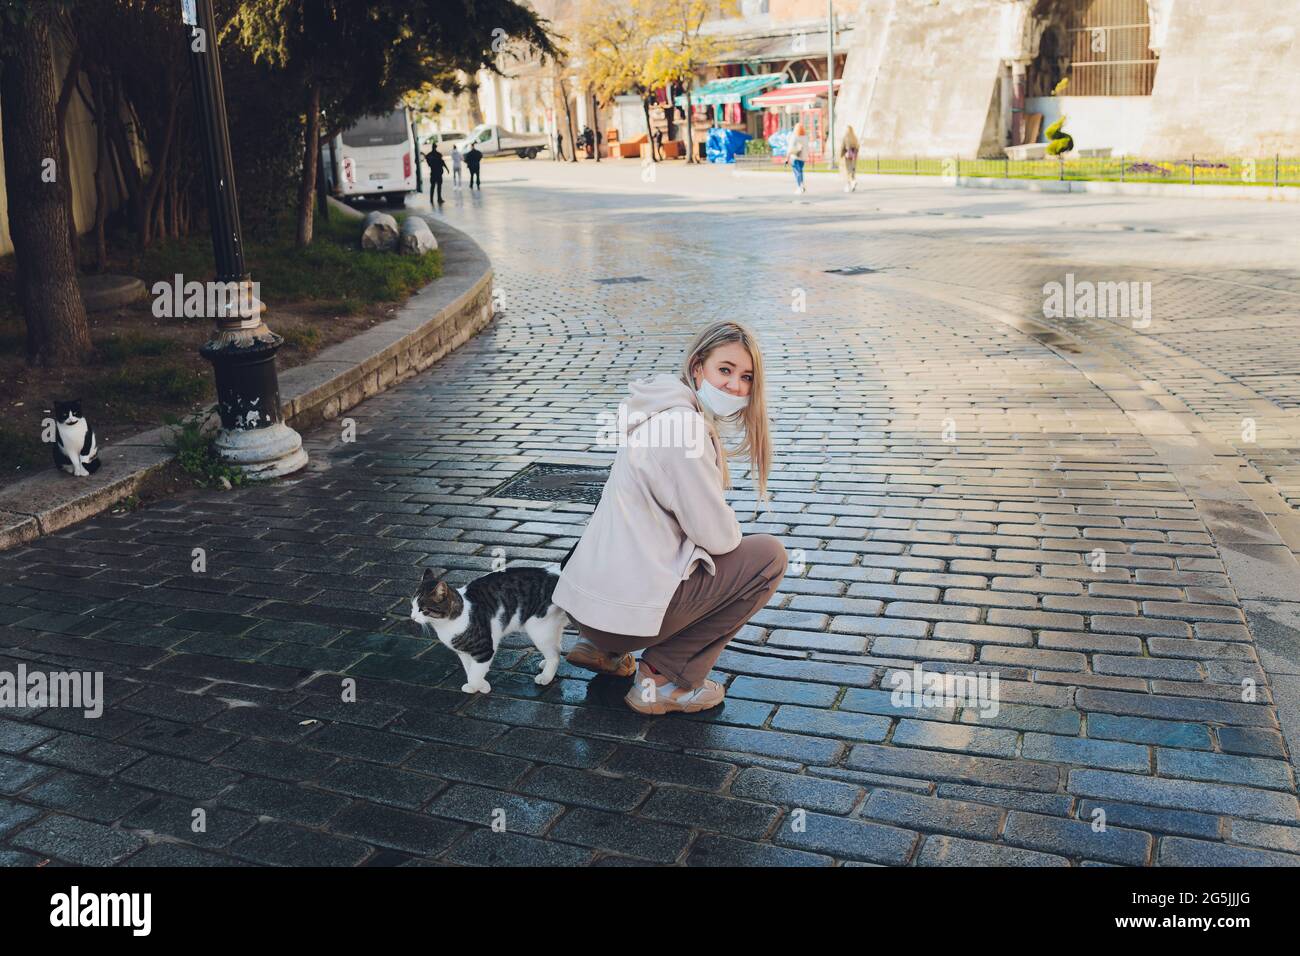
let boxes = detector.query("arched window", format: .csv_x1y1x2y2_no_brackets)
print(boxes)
781,59,822,84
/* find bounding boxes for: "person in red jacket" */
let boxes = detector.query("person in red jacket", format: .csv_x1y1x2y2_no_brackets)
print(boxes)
554,320,785,714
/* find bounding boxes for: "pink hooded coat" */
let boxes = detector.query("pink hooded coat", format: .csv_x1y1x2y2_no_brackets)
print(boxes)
552,373,744,636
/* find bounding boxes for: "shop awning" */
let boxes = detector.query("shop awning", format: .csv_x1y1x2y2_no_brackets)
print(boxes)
749,79,843,111
674,73,783,110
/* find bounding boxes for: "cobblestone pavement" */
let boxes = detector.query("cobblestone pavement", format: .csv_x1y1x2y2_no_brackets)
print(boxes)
2,164,1299,866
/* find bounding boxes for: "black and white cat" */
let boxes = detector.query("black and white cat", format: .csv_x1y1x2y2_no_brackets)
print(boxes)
410,564,571,694
51,399,101,477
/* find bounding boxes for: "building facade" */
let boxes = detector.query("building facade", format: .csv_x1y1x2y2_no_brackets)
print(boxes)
834,0,1300,159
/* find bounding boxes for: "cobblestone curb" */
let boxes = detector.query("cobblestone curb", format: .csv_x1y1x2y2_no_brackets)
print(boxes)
0,205,493,553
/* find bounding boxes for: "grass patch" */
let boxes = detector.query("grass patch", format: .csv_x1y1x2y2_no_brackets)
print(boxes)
279,325,322,352
88,363,209,405
0,424,47,477
128,205,442,310
94,331,182,363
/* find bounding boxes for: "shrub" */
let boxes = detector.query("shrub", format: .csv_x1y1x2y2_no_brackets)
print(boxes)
1046,78,1074,156
162,407,248,490
1046,119,1074,156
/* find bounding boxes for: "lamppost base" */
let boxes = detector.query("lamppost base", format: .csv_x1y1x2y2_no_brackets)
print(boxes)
212,421,309,480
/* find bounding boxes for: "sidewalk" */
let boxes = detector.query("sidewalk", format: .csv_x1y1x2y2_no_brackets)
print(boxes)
0,163,1297,866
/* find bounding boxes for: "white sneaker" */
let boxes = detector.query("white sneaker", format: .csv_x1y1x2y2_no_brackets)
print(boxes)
623,661,725,714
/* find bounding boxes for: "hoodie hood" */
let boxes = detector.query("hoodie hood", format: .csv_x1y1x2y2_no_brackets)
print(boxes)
622,373,701,441
606,373,717,464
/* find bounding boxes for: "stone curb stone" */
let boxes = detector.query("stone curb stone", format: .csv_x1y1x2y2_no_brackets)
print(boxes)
0,204,492,551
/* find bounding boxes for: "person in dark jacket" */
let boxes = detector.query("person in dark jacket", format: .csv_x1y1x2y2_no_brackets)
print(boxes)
465,145,483,189
424,144,448,203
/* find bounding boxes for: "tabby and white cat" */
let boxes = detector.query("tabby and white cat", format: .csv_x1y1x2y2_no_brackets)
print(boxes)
410,564,571,694
51,399,101,477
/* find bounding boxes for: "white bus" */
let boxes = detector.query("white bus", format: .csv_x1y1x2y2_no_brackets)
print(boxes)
326,107,419,207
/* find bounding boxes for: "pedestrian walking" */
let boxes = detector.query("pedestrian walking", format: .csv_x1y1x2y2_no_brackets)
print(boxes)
784,122,807,194
553,320,784,715
840,124,860,192
451,145,463,187
424,143,448,204
465,144,482,189
555,131,564,161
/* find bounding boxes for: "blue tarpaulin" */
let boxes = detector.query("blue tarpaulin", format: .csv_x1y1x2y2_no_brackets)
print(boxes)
706,127,752,164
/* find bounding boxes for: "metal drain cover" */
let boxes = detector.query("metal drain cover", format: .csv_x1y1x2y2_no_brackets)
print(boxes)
594,275,650,285
824,266,879,275
486,463,610,504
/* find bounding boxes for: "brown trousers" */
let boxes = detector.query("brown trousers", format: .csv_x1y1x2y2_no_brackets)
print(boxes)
574,534,788,689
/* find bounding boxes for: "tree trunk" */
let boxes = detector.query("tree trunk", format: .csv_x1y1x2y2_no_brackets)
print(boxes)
467,83,484,126
642,93,657,162
90,76,109,272
105,78,145,237
591,91,600,162
134,83,181,248
0,6,91,366
315,133,329,219
560,74,577,163
296,82,320,247
55,47,82,265
684,87,696,163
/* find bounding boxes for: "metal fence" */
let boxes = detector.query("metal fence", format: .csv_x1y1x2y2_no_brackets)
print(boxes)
733,149,1300,187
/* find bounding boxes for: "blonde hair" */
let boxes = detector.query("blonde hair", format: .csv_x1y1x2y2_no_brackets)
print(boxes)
678,320,773,514
842,125,859,151
792,122,805,136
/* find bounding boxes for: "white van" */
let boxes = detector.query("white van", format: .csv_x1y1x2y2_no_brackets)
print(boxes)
327,107,418,207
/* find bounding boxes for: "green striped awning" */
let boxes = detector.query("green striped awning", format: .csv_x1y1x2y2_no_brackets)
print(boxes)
674,73,783,110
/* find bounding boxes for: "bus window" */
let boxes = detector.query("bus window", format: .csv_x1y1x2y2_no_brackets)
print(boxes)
342,112,410,148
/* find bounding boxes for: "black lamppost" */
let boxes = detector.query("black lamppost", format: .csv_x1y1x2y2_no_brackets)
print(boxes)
184,0,307,479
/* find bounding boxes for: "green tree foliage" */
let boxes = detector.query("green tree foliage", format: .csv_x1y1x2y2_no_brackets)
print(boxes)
225,0,559,246
640,0,737,163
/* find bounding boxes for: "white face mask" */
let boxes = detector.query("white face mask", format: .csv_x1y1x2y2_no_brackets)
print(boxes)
695,377,750,417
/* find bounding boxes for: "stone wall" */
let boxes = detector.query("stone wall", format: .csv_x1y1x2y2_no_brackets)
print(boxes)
835,0,1009,158
836,0,1300,161
1141,0,1300,156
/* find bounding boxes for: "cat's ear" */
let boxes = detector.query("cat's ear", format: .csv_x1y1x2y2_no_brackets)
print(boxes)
432,581,448,599
421,567,437,582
